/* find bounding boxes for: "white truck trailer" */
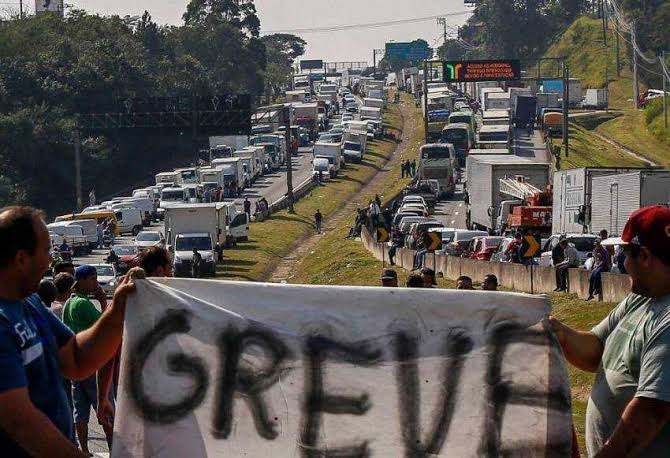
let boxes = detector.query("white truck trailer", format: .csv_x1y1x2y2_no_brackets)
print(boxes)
590,170,670,235
313,142,342,177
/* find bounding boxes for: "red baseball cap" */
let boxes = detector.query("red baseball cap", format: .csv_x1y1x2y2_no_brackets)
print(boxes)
620,207,670,258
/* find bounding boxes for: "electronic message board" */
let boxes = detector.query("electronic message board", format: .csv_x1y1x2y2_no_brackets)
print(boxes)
443,60,521,82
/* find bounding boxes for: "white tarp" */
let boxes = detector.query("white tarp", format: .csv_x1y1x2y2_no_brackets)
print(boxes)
113,279,572,457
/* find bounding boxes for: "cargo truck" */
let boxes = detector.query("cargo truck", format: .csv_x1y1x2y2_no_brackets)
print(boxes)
480,87,504,111
484,92,511,111
360,106,382,121
582,88,608,110
155,171,179,186
210,157,245,191
535,93,561,122
209,135,249,152
551,167,657,235
512,95,537,128
590,171,670,235
341,131,367,163
363,98,384,110
540,79,582,106
465,155,550,232
233,150,261,184
313,142,342,178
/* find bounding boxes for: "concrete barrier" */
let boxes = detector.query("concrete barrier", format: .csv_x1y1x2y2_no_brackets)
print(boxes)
533,265,557,294
510,264,533,293
602,272,630,303
399,248,415,271
568,269,591,300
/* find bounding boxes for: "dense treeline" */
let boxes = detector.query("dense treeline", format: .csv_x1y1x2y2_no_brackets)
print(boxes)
439,0,668,69
0,0,305,215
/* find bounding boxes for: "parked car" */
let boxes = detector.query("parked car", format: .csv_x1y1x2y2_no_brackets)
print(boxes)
444,230,489,257
112,245,141,274
135,230,165,250
398,217,432,236
462,236,505,261
539,234,598,266
90,264,118,297
399,204,428,217
490,237,514,262
402,195,428,207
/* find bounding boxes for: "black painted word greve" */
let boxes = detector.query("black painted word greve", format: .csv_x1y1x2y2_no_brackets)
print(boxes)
128,309,572,457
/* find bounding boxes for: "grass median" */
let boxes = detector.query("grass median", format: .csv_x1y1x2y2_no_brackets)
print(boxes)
218,92,405,282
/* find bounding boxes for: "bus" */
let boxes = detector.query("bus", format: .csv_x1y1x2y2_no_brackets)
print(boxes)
419,144,456,198
441,123,474,166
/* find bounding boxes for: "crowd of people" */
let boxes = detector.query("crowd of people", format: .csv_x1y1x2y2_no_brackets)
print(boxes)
3,204,670,457
400,159,417,179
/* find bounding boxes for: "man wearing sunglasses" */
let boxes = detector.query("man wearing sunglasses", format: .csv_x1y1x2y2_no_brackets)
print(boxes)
550,206,670,457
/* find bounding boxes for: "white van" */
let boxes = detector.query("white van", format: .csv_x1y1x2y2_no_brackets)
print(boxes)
47,222,89,254
111,208,144,236
59,219,99,251
111,198,155,223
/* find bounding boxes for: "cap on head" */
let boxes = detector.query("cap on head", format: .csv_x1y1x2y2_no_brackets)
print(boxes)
381,268,398,280
621,206,670,254
75,264,97,281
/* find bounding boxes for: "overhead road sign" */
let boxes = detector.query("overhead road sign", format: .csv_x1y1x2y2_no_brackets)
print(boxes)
443,60,521,82
300,60,324,71
521,235,541,258
385,41,431,63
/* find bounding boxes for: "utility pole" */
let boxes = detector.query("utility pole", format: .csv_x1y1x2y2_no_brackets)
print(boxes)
663,51,668,129
615,27,621,77
632,21,640,109
562,61,569,158
423,60,429,144
73,120,83,211
284,106,294,213
19,0,23,18
602,0,608,46
437,17,448,59
373,49,384,77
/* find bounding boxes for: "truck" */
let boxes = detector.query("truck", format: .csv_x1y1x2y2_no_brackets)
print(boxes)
484,92,511,111
155,171,179,186
233,150,260,185
418,143,456,198
508,87,532,114
360,106,382,121
286,90,308,103
495,177,553,236
481,110,511,127
313,142,342,177
209,144,233,162
292,74,311,92
312,157,331,182
363,98,384,110
341,131,367,163
551,167,656,235
582,88,608,110
512,95,537,128
590,171,670,235
475,82,499,103
465,155,550,232
210,157,245,191
541,78,582,106
477,125,511,150
199,167,224,187
535,93,561,122
238,145,268,176
209,135,249,152
292,102,319,135
480,87,504,111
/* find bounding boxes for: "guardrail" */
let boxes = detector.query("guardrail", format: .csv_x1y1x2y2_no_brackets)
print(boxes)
361,227,630,302
253,175,317,222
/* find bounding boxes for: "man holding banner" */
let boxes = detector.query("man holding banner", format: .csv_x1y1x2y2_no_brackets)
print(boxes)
0,206,136,457
551,207,670,457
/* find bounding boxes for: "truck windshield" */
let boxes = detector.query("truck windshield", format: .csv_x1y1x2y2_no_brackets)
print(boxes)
211,147,232,159
175,236,212,251
180,170,197,181
343,142,361,151
441,128,469,149
161,190,184,200
422,147,451,159
450,116,470,125
316,155,334,165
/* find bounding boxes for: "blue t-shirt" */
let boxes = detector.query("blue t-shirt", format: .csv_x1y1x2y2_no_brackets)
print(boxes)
0,293,74,456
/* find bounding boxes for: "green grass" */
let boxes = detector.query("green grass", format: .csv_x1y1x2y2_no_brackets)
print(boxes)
555,122,648,169
217,92,405,282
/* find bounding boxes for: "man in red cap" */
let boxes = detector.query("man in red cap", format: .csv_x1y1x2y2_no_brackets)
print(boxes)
550,206,670,457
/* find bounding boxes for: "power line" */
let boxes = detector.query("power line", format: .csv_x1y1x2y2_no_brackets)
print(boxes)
262,10,472,34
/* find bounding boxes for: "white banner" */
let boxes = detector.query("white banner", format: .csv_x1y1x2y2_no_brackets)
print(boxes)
113,280,572,457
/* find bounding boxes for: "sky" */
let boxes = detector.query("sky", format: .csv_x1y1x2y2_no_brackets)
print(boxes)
53,0,473,63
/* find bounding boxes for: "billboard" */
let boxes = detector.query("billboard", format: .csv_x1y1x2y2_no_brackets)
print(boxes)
35,0,63,13
300,60,324,71
443,60,521,82
385,41,431,63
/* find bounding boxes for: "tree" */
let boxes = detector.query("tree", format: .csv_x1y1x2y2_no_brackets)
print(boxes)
183,0,260,37
261,34,306,97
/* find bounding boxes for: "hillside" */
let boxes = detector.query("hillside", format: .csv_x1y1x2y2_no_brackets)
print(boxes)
544,16,670,167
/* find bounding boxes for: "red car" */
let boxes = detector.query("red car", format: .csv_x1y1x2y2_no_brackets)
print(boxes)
110,245,140,274
463,236,505,261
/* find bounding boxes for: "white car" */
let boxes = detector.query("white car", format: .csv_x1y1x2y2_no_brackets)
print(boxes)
402,195,427,207
135,230,165,250
91,263,118,297
539,234,598,267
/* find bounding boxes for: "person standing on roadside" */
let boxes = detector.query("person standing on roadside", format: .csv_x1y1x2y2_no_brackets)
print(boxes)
314,209,323,234
410,159,417,177
0,206,135,458
191,248,202,279
63,265,114,454
243,197,251,220
550,206,670,457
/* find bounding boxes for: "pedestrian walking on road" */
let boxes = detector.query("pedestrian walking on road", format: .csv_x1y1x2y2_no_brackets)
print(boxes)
550,206,670,457
191,248,202,279
243,197,251,219
314,209,323,234
0,206,136,458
